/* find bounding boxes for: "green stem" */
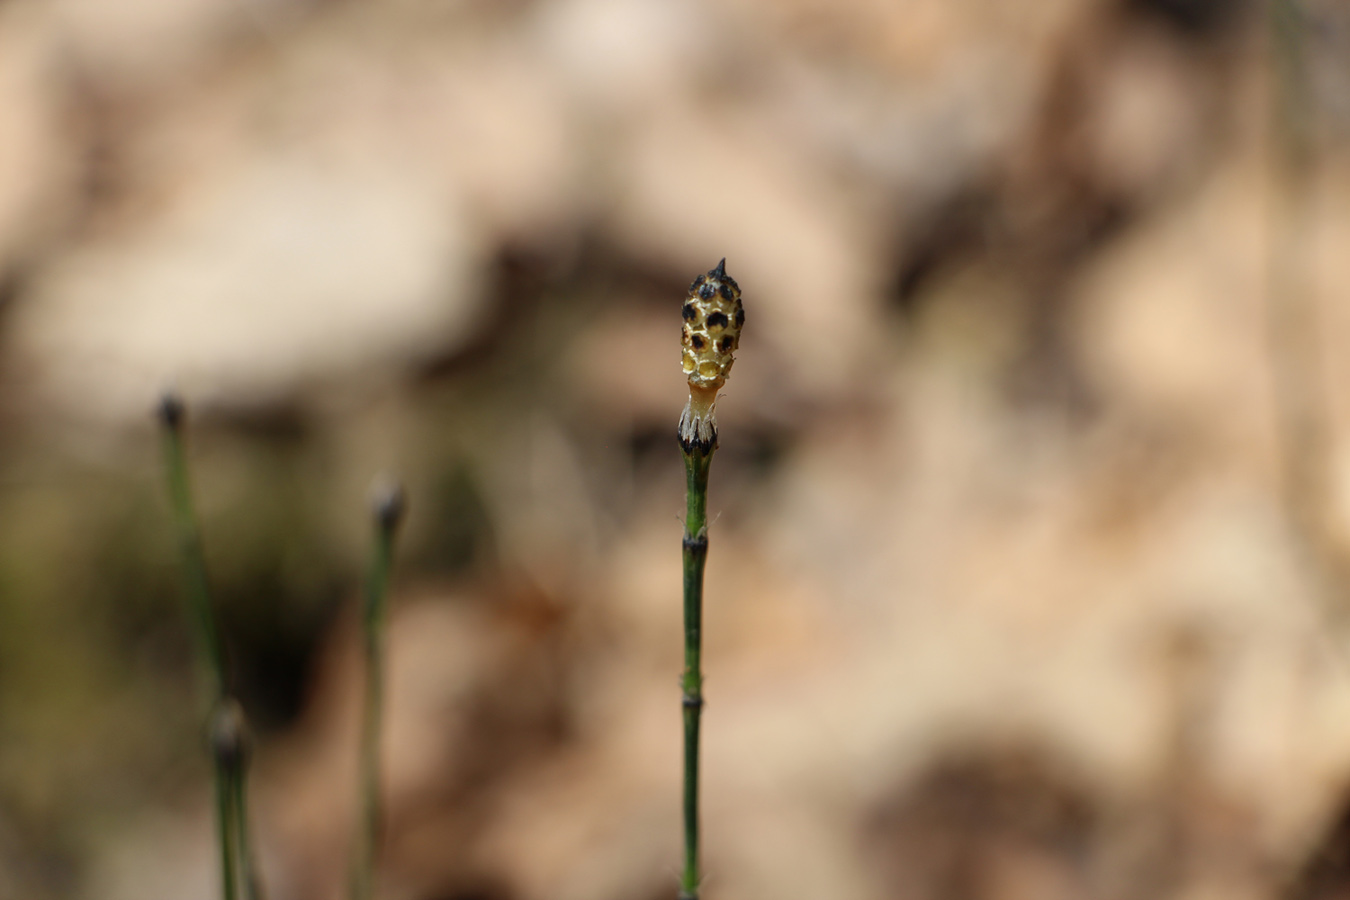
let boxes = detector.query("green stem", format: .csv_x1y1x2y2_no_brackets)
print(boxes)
213,761,238,900
159,396,227,702
160,395,238,900
232,747,261,900
210,699,257,900
680,443,713,900
352,484,404,900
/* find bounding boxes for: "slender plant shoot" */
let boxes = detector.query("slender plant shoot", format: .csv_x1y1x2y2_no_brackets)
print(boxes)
159,393,227,700
211,699,261,900
352,479,406,900
677,259,744,900
159,393,252,900
216,701,263,900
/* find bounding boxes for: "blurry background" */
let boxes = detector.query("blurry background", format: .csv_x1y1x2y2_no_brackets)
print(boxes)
2,0,1350,898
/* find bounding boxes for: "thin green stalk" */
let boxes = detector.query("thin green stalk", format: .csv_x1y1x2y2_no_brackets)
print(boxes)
352,482,405,900
228,714,262,900
675,258,743,900
160,394,240,900
680,443,713,900
211,698,262,900
159,394,227,701
233,773,262,900
212,760,239,900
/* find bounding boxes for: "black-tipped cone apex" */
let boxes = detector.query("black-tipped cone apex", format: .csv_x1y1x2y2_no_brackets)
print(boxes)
711,258,726,279
157,391,185,430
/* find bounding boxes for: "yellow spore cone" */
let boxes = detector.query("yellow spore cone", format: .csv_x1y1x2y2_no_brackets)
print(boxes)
679,259,743,451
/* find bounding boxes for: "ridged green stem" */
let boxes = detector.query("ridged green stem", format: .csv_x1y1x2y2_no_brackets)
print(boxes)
212,760,238,900
210,698,260,900
680,442,713,900
161,397,239,900
232,748,262,900
352,486,403,900
160,403,226,702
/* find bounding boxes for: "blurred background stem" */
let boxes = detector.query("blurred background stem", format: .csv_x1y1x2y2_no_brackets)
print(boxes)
352,481,405,900
212,760,239,900
160,395,227,702
162,395,267,900
1264,0,1347,617
211,699,259,900
231,723,262,900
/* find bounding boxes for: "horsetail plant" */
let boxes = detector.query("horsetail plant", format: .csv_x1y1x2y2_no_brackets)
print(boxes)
212,699,262,900
158,393,262,900
677,259,744,900
351,479,406,900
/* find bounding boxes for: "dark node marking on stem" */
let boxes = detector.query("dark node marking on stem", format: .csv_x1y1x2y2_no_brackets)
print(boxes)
690,334,705,350
682,693,704,710
679,431,717,455
209,699,251,775
683,534,708,552
698,282,715,300
372,478,407,532
734,307,745,328
682,303,698,321
706,310,728,330
157,391,185,430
